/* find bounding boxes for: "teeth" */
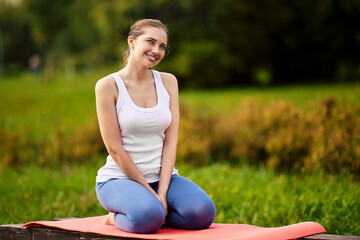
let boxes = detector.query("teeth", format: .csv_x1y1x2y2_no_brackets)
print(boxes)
147,54,156,61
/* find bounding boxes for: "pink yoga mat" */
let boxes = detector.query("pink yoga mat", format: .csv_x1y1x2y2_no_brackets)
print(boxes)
22,215,326,240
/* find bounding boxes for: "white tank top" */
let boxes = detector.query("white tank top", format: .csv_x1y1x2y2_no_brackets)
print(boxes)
96,70,178,183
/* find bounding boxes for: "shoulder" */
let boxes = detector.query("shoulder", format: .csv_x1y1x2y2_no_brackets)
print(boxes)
159,72,178,94
159,71,177,84
95,74,117,96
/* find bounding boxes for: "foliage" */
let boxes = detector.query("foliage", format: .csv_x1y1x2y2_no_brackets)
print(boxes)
0,73,359,236
1,73,359,177
184,163,360,236
0,2,38,71
177,103,215,165
0,162,359,235
1,0,360,85
0,71,107,167
178,97,360,175
0,162,105,224
0,118,104,166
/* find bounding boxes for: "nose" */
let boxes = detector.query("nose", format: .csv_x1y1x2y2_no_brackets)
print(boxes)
152,47,160,55
151,45,161,55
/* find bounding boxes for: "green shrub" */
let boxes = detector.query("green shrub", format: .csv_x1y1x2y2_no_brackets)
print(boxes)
1,95,359,176
212,100,311,169
213,99,268,163
181,97,360,176
304,97,360,175
0,119,105,166
177,103,214,165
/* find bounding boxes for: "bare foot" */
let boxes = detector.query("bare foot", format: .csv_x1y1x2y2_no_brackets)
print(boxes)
103,212,115,226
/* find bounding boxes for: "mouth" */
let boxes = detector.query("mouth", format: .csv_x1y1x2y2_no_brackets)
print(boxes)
146,53,157,61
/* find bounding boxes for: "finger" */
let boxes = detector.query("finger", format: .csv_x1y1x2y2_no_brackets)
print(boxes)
160,199,168,216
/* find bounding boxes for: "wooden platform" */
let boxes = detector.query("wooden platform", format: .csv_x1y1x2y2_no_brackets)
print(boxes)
1,223,360,240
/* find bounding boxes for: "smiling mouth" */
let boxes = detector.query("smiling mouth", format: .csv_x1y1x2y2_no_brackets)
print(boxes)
146,53,157,61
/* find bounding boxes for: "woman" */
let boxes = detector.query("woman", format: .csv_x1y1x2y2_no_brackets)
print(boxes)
95,19,216,234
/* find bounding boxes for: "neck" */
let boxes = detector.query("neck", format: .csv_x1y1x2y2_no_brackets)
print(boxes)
120,60,151,83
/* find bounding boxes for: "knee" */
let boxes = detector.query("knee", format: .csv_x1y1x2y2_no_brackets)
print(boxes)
181,198,216,229
125,203,165,234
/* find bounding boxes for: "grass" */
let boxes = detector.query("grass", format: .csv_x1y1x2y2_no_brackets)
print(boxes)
1,71,360,235
186,163,360,236
180,82,360,115
0,160,359,235
0,71,102,130
1,71,359,129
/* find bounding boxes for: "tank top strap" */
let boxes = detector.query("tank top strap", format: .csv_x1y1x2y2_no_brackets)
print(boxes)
152,70,170,100
111,72,123,90
110,72,126,106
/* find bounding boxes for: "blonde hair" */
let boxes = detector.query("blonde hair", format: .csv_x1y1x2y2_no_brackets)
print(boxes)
123,19,168,65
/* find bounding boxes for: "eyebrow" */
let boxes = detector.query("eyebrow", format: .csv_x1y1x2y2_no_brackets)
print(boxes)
147,37,168,48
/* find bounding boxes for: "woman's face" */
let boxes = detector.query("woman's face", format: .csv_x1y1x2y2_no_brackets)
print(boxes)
129,27,168,68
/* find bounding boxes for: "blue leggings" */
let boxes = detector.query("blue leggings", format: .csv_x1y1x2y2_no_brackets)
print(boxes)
96,175,216,234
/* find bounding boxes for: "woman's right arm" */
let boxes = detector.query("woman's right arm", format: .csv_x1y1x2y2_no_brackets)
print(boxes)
95,76,159,199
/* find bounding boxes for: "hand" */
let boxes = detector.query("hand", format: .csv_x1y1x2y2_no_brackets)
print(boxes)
150,190,167,216
159,194,168,216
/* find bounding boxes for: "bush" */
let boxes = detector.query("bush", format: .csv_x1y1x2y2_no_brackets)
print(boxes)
0,119,105,166
180,97,360,176
177,103,215,165
213,100,312,170
1,96,359,176
304,97,360,175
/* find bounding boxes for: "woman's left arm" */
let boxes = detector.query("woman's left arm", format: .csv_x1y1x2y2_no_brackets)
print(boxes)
157,72,180,215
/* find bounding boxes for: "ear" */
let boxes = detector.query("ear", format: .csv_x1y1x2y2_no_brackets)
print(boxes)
128,36,135,50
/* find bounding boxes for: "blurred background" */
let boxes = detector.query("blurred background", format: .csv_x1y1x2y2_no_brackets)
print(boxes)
1,0,360,86
1,0,360,235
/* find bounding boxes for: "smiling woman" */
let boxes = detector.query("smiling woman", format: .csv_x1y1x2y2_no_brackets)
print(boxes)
123,19,168,65
93,19,216,234
128,26,168,69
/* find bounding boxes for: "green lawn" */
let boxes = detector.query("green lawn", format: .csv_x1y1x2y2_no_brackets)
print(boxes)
180,82,360,115
0,161,359,235
1,71,359,129
0,71,102,130
0,71,359,235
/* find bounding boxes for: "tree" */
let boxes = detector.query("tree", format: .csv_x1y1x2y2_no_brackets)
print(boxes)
2,0,360,86
25,0,73,82
0,1,38,73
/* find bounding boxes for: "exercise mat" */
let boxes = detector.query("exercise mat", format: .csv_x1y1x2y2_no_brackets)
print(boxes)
22,215,326,240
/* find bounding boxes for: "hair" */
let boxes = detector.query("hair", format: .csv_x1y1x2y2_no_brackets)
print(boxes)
123,19,168,65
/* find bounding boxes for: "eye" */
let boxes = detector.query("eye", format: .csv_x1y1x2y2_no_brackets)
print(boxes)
160,45,167,50
146,39,155,45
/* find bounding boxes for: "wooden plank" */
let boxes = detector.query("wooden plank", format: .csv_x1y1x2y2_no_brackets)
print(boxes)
32,227,140,240
1,224,360,240
302,234,360,240
0,224,32,240
0,224,139,240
